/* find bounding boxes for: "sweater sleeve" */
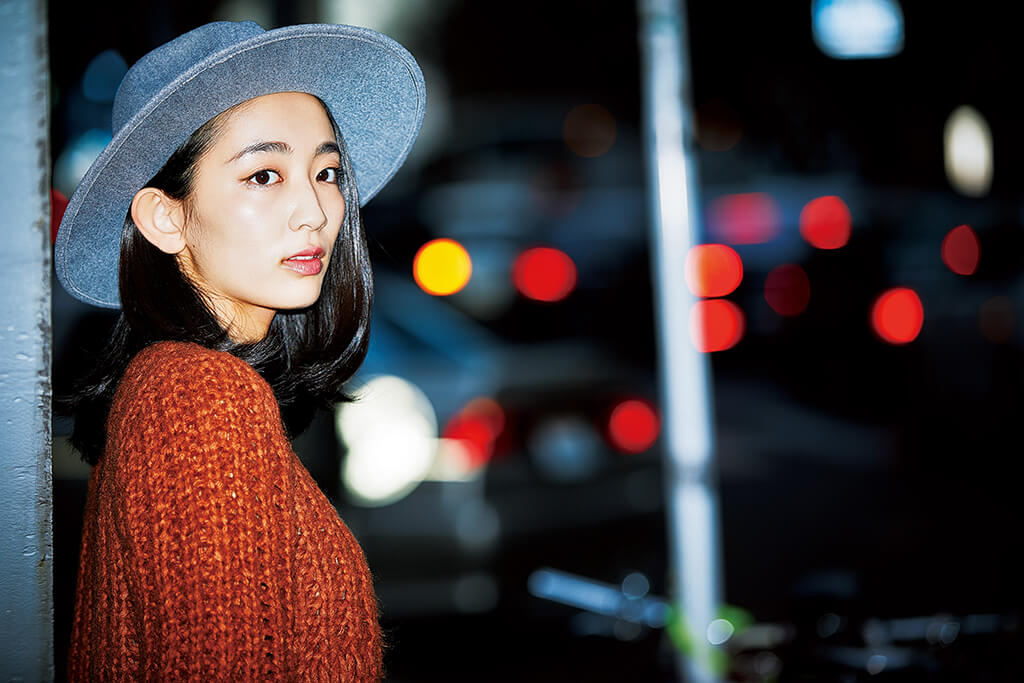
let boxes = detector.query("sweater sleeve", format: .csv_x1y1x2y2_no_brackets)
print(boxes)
106,345,298,680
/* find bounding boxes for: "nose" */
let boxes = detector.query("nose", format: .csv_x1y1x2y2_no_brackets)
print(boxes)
288,178,328,232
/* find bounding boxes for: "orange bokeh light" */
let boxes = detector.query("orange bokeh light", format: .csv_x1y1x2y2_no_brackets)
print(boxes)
684,244,743,298
764,263,811,316
689,299,745,352
563,103,617,158
871,287,924,344
941,224,980,275
608,399,660,454
800,195,851,249
512,247,578,302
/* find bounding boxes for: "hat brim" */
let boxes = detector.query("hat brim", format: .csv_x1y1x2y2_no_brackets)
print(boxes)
55,24,425,309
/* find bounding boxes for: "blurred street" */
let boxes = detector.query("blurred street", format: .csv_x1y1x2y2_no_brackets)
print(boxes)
46,0,1024,680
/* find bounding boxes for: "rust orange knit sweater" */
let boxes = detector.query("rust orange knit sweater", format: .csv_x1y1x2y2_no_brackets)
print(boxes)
69,341,382,681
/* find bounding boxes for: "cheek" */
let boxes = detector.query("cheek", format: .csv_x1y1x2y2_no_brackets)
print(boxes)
185,200,260,268
232,193,275,222
322,194,346,250
199,191,282,248
326,188,346,222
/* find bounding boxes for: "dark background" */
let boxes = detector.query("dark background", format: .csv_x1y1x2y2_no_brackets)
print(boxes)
48,1,1024,680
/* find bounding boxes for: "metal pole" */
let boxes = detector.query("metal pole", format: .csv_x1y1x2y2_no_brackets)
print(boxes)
0,0,54,680
637,1,723,681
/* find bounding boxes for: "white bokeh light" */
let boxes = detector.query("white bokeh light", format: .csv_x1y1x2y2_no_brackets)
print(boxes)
812,0,904,59
336,375,438,506
944,105,993,197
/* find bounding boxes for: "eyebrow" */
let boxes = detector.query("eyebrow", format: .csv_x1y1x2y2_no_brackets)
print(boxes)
226,140,341,164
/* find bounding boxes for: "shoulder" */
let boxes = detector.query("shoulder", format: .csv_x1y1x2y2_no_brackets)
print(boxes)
112,341,279,426
105,343,293,513
125,340,257,383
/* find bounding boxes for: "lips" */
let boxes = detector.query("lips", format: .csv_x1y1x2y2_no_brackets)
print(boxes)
282,247,325,276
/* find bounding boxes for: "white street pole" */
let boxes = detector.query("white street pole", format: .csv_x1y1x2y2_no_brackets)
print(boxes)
637,0,724,680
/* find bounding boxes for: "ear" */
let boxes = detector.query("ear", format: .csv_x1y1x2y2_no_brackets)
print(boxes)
130,187,188,255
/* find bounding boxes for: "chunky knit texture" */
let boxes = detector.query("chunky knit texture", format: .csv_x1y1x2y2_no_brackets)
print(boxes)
69,341,382,681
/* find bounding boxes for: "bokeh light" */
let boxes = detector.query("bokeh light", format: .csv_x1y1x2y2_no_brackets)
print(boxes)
608,399,660,454
689,299,745,352
51,188,68,245
454,499,502,553
442,396,506,468
707,192,781,244
52,129,112,197
871,287,924,344
706,618,735,646
979,296,1014,344
336,375,438,506
800,195,851,249
413,238,472,296
563,103,617,158
944,105,993,197
512,246,577,302
528,415,604,481
695,98,743,152
81,49,128,103
764,263,811,316
431,439,485,482
684,244,743,297
811,0,904,59
941,224,980,275
443,414,495,468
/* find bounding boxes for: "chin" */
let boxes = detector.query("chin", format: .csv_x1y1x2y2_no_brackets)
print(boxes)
274,287,325,312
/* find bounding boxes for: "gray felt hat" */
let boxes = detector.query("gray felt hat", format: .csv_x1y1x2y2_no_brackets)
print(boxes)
55,21,426,309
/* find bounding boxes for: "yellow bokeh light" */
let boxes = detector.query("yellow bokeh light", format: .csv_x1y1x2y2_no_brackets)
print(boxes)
413,238,472,296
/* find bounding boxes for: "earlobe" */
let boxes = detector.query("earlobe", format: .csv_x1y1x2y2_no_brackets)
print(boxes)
131,187,188,255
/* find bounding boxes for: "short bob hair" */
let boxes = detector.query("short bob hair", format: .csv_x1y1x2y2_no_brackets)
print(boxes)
66,97,373,465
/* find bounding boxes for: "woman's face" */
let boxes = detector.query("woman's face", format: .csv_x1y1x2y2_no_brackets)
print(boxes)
178,91,345,341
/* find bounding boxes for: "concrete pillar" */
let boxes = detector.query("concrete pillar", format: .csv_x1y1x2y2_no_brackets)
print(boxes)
0,0,55,679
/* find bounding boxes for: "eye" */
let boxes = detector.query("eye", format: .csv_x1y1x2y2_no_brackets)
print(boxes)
317,167,340,183
247,169,281,186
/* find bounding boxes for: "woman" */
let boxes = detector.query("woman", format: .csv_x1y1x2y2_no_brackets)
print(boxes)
55,20,425,681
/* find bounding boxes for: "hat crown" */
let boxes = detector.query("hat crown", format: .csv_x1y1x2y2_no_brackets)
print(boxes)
59,21,425,309
112,21,265,133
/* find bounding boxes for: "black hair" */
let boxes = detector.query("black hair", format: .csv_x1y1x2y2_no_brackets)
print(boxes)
62,98,373,465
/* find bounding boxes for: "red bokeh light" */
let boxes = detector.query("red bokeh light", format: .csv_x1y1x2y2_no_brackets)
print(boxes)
941,224,980,275
442,397,506,468
608,399,660,454
764,263,811,316
51,188,69,245
689,299,745,352
800,195,851,249
512,247,578,302
871,287,924,344
707,192,781,244
443,415,494,467
684,244,743,298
